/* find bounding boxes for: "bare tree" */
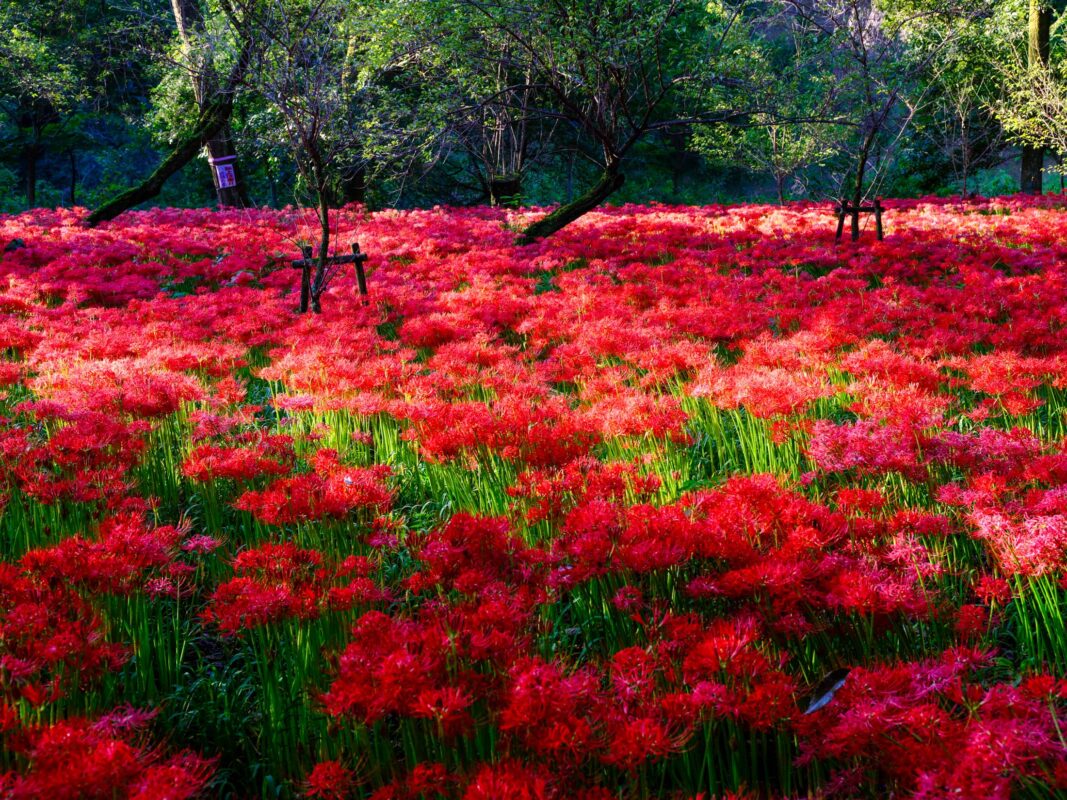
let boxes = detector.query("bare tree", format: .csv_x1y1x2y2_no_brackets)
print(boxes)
936,75,1004,196
450,40,543,207
238,0,354,312
779,0,992,224
456,0,761,243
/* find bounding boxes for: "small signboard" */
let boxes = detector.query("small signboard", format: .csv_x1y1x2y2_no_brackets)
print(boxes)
209,155,238,190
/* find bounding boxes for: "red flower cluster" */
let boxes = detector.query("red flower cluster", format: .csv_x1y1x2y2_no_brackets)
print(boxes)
3,196,1067,797
0,710,214,799
181,434,295,483
233,449,392,525
204,542,386,633
795,649,1067,799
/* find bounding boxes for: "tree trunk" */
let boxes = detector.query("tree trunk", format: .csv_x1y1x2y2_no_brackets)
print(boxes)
86,100,232,226
488,174,522,208
171,0,248,207
1021,147,1044,194
25,147,37,209
1021,0,1052,194
847,153,867,241
69,150,77,207
299,245,312,313
310,194,330,314
308,153,331,314
517,169,624,245
205,126,244,207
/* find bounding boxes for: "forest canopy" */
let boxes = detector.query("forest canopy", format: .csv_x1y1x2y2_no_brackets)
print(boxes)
2,0,1066,233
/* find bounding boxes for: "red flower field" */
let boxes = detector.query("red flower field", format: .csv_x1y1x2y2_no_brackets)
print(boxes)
1,197,1066,798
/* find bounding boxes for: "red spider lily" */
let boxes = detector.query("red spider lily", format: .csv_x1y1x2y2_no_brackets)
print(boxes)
0,714,214,800
411,512,548,594
0,563,128,702
807,419,923,479
508,456,661,525
3,405,150,504
691,363,834,418
321,610,458,726
461,760,554,800
4,197,1067,799
971,510,1067,577
20,513,188,594
204,542,387,633
305,760,357,800
181,435,295,483
795,649,1067,799
232,451,391,525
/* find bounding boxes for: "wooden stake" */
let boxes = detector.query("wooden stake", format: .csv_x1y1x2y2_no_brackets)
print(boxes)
299,244,312,313
834,199,886,243
290,242,371,312
351,243,369,303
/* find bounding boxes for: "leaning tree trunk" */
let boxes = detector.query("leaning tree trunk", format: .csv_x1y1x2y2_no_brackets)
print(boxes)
517,169,625,245
86,100,233,226
1021,0,1052,194
85,31,251,226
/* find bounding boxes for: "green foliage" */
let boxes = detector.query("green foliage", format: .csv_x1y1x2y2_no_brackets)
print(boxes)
2,0,1067,213
0,0,170,209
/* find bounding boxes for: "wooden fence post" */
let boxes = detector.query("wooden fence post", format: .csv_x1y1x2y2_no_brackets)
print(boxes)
299,245,313,313
352,243,369,303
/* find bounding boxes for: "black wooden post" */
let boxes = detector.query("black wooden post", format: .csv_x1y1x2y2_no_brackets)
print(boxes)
290,243,371,313
352,242,369,303
299,245,313,313
834,199,886,243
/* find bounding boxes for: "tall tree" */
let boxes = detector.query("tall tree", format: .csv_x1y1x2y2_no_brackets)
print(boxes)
992,0,1067,192
0,0,163,209
1020,0,1053,192
170,0,249,206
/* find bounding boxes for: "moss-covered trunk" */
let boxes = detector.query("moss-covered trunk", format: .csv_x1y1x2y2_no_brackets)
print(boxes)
86,101,233,227
517,169,624,245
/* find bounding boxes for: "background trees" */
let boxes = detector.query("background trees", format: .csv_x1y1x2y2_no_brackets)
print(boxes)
0,0,167,209
2,0,1066,228
996,0,1067,192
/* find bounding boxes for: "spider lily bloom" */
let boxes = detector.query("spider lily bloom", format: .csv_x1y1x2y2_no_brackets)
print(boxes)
204,543,386,633
305,760,357,800
0,714,214,799
20,513,188,594
181,436,295,483
232,451,392,525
